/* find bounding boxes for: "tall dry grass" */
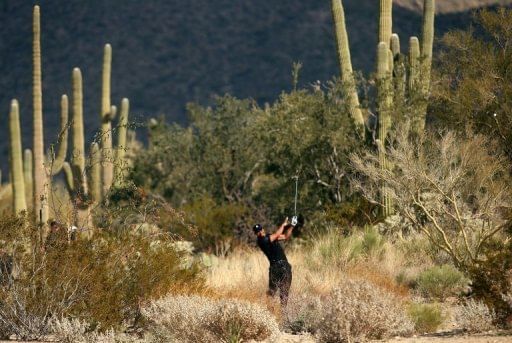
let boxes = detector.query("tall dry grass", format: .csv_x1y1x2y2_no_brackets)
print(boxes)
205,227,439,334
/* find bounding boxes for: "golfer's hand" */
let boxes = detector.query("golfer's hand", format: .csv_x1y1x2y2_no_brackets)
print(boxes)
282,217,289,226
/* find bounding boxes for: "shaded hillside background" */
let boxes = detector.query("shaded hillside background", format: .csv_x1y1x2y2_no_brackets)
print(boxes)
0,0,509,173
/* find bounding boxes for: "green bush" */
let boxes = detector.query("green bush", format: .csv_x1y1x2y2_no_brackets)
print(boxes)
416,264,468,300
175,196,249,252
408,303,445,333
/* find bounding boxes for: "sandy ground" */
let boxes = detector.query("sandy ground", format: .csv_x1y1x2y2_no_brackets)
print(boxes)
264,331,512,343
2,331,512,342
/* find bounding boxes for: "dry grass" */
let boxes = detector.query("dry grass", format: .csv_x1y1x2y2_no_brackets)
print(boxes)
454,299,497,333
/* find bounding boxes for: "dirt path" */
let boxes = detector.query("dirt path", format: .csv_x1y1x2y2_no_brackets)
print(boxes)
269,331,512,343
3,331,511,342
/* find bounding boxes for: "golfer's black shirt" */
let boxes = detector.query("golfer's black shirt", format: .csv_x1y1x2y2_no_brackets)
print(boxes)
257,234,288,264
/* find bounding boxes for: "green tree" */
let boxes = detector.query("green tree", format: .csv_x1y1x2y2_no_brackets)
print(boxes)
432,8,512,159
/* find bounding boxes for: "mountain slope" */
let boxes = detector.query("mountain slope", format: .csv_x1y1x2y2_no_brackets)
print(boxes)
0,0,508,172
396,0,512,13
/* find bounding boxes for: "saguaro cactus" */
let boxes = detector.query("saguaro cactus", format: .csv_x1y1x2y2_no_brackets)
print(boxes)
50,95,69,175
377,43,394,217
90,143,101,203
330,0,365,136
379,0,393,45
9,100,27,213
416,0,435,134
24,149,33,207
32,5,48,223
63,68,101,226
71,68,88,197
100,44,114,196
114,98,130,187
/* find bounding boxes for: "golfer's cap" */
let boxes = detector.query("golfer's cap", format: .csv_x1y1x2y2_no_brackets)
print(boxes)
253,224,263,233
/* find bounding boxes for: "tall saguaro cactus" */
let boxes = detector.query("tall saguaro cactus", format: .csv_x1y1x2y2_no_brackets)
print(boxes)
9,100,27,213
63,68,101,226
71,68,88,197
32,5,48,223
416,0,435,134
100,44,114,196
379,0,393,45
376,43,394,217
330,0,365,136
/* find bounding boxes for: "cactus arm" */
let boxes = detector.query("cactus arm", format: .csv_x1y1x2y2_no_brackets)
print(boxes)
100,44,114,195
50,94,69,175
390,33,400,57
408,37,421,94
71,68,88,198
331,0,365,136
9,100,28,213
114,98,129,186
379,0,393,45
32,5,48,223
24,149,33,207
89,143,101,202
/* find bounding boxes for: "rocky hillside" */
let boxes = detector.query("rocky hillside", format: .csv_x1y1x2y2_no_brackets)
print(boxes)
396,0,512,13
0,0,509,172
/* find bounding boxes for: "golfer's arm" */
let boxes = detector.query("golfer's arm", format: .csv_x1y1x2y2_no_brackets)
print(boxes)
284,226,294,240
270,223,287,242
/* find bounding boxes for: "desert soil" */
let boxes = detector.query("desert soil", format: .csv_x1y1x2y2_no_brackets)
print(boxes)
2,331,512,342
264,331,512,343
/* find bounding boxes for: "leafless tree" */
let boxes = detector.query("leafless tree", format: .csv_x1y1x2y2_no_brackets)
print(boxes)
351,124,512,271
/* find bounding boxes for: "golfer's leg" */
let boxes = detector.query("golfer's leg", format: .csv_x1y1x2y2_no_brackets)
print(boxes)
279,266,292,307
267,266,277,297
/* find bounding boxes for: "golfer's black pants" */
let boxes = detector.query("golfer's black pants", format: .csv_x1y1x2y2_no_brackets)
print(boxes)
268,260,292,306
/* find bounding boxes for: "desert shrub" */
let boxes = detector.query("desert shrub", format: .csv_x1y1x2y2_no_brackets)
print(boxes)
284,293,323,334
407,303,444,333
416,264,468,300
50,318,144,343
307,227,387,270
141,295,279,343
307,228,363,269
360,226,385,257
0,213,204,339
316,279,413,342
454,299,497,333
